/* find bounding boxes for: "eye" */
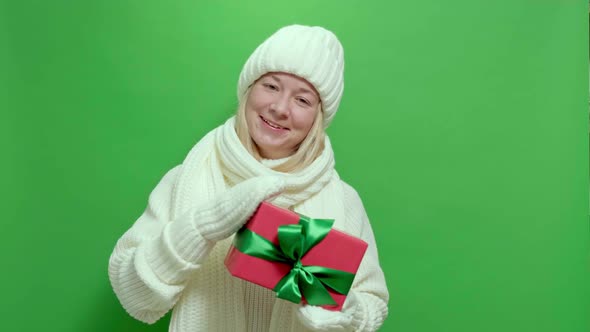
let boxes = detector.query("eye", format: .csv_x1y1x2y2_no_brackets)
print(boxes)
296,97,311,106
262,83,279,91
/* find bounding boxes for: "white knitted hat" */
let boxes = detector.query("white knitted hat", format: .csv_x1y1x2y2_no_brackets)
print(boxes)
237,24,345,128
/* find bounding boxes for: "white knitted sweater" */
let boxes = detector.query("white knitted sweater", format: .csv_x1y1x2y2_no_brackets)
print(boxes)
108,118,389,331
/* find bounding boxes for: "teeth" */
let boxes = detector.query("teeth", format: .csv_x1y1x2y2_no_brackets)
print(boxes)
262,117,284,129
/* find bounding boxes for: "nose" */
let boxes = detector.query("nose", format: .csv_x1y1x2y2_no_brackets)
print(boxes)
269,94,289,118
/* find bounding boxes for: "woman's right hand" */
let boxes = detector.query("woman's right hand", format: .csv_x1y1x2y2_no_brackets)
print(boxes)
193,176,286,242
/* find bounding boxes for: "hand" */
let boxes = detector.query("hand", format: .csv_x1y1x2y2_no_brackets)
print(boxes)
194,176,286,241
297,305,353,332
296,292,360,332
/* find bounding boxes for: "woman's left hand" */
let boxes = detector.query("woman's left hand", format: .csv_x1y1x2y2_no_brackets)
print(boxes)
296,292,359,332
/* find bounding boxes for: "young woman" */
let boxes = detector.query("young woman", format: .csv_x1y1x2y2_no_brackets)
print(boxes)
108,24,389,332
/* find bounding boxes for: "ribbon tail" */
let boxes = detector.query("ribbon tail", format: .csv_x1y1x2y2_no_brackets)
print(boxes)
298,269,337,306
304,265,356,296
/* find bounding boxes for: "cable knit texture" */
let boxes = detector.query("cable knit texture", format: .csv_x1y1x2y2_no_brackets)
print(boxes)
108,117,389,331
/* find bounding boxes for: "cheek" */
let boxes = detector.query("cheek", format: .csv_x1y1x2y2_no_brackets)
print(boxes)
293,109,318,132
245,100,264,127
245,100,260,116
247,88,271,112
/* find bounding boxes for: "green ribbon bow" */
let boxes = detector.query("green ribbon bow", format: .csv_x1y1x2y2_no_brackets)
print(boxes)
233,214,356,306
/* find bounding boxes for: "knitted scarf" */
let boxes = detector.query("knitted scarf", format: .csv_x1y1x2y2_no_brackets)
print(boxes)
171,116,346,227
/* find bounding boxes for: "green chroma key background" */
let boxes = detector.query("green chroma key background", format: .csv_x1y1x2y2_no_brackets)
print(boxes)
1,1,588,331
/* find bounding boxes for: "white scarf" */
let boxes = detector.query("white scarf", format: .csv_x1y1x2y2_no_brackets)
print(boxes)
170,116,346,229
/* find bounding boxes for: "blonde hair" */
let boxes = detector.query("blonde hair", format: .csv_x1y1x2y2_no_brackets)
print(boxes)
235,87,325,173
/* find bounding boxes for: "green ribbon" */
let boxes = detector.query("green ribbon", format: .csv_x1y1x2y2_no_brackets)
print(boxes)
233,214,356,306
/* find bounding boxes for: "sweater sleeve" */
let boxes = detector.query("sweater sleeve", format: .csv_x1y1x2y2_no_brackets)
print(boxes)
341,183,390,332
107,165,216,324
108,166,285,324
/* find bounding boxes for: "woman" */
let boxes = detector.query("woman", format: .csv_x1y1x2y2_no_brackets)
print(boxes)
108,24,389,332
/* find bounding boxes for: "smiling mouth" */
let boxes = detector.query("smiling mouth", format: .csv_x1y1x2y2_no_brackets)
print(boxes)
260,116,289,130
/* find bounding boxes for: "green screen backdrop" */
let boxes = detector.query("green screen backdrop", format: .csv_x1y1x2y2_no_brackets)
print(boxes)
1,1,588,331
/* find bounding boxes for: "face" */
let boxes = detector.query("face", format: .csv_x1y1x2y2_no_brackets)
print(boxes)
245,72,321,159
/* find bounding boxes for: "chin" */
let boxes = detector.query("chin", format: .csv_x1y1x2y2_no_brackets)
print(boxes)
255,142,293,159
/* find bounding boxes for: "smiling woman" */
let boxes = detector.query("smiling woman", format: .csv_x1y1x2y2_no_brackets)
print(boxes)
108,24,389,332
245,73,321,159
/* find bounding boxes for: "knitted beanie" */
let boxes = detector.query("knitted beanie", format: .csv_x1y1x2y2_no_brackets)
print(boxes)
237,24,345,128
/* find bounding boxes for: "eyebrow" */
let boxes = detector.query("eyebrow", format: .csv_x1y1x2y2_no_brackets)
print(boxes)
270,75,318,97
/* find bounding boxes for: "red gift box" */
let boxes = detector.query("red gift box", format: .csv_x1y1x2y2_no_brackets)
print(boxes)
224,201,368,311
